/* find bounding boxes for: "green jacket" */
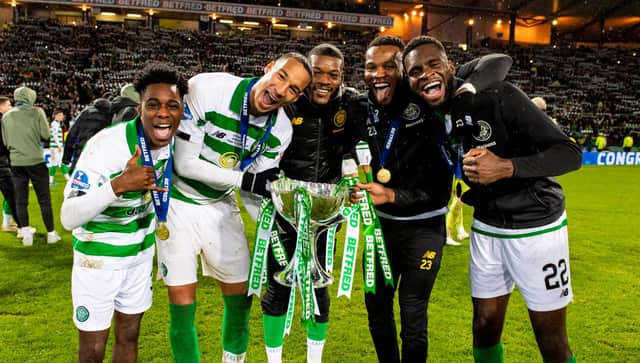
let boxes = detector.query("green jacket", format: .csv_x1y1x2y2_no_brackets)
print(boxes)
1,86,50,166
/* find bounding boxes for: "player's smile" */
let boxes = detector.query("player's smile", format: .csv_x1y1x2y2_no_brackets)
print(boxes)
140,83,183,148
404,43,454,108
310,54,343,105
419,76,446,104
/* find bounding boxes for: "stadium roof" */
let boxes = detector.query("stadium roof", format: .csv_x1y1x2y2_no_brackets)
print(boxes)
381,0,640,44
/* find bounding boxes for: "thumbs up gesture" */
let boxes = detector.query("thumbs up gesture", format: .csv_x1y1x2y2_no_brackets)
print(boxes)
111,146,167,196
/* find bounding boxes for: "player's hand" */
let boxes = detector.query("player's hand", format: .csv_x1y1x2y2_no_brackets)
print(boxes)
351,182,395,205
241,167,282,198
111,146,164,196
462,148,514,185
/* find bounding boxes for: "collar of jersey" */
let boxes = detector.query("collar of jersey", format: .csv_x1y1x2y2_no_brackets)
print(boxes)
229,77,259,115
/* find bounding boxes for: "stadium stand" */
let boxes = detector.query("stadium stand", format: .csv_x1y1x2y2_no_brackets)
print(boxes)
0,17,638,148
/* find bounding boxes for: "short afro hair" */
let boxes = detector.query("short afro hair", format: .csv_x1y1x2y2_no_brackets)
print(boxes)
308,43,344,64
133,62,189,98
402,36,447,66
367,35,405,51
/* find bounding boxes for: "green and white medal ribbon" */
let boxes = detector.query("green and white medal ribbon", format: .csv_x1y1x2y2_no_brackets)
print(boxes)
248,198,276,296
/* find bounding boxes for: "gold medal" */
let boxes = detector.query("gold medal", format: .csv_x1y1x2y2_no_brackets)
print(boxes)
376,168,391,184
143,192,152,202
156,222,170,240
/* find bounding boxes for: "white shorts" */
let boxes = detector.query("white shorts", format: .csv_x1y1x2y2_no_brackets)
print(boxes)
49,148,63,167
469,211,573,312
156,194,250,286
72,260,153,331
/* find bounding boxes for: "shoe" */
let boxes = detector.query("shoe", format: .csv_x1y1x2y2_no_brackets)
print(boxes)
47,230,61,244
17,226,36,238
456,228,470,240
446,237,461,246
21,227,33,247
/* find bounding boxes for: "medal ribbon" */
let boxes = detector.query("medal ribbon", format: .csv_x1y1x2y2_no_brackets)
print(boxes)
136,121,172,224
239,79,276,171
248,198,276,296
368,103,401,172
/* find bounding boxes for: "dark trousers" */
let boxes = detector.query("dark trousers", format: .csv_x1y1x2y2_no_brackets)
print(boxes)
261,215,331,323
365,216,446,363
11,163,54,231
0,165,20,226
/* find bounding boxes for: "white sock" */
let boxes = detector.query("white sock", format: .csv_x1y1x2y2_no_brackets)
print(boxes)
222,351,246,363
457,226,467,234
307,338,325,363
266,346,283,363
49,175,54,184
2,213,11,227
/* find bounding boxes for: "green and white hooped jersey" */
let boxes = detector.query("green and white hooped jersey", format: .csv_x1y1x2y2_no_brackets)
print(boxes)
173,72,292,205
63,119,169,270
50,120,63,148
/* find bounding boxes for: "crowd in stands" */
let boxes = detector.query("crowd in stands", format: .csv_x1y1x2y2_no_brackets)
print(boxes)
223,0,379,14
1,17,638,149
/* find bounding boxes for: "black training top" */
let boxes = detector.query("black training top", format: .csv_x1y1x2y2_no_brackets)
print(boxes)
460,81,582,229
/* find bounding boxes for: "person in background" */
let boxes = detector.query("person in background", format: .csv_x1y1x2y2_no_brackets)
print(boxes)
622,133,633,152
1,86,60,246
0,96,18,232
111,83,140,123
595,132,607,151
60,63,188,363
531,96,547,112
62,97,112,173
49,109,69,184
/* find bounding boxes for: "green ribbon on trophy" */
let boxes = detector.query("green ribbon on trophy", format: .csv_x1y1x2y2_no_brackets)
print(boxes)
270,229,289,268
283,187,316,333
248,198,276,297
325,225,336,273
355,141,394,293
336,163,362,298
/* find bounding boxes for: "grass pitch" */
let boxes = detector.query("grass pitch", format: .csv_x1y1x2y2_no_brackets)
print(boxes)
0,165,638,362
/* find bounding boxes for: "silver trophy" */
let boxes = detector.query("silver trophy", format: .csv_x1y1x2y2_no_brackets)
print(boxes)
270,178,349,288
